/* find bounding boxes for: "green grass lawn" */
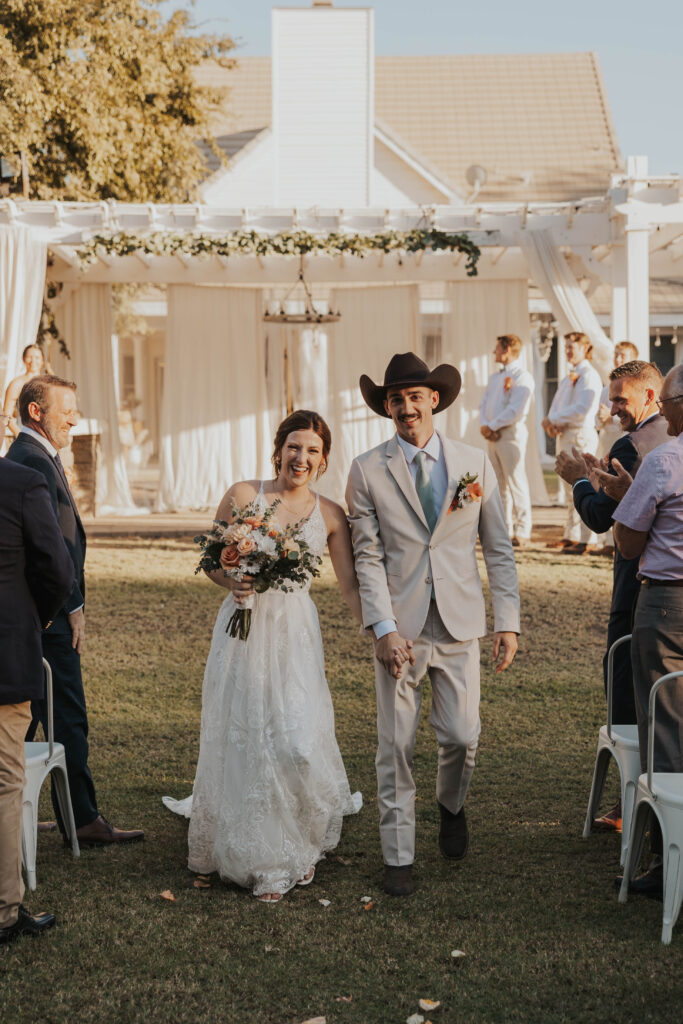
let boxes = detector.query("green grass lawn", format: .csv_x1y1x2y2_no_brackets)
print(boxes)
2,539,678,1023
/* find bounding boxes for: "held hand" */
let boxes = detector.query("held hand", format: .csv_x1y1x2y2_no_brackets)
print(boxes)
68,608,86,655
480,425,491,439
228,574,255,605
492,631,518,673
592,458,633,502
374,632,415,680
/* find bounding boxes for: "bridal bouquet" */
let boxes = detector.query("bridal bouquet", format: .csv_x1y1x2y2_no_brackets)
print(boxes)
194,499,322,640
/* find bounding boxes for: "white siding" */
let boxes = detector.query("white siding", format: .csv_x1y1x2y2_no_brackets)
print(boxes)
272,8,373,207
201,133,274,207
373,137,449,207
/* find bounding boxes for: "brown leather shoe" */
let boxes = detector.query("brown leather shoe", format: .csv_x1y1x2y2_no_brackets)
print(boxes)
593,800,622,833
512,537,529,549
76,814,144,846
382,864,414,896
562,542,602,555
546,538,573,549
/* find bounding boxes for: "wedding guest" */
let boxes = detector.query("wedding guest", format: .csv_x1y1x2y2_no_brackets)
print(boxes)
347,353,520,897
2,344,45,453
479,334,534,547
6,375,144,847
556,360,667,832
0,459,72,946
542,332,602,554
605,363,683,897
593,342,639,555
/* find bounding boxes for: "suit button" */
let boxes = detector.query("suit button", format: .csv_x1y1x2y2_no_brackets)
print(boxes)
425,576,432,584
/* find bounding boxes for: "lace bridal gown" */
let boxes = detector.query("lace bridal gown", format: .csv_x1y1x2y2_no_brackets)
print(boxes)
163,486,361,898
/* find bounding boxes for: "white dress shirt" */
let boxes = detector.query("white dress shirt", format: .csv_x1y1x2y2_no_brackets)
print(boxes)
19,424,58,458
479,359,534,432
372,431,447,639
548,359,602,429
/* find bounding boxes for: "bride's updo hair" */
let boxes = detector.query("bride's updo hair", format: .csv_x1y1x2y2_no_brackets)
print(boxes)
272,409,332,479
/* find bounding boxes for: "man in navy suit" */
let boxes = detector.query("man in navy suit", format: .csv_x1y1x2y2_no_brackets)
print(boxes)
0,458,72,945
555,360,669,830
6,375,143,846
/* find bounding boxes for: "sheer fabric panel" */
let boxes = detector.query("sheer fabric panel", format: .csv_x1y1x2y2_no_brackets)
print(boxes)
443,279,549,505
157,286,270,511
52,284,135,512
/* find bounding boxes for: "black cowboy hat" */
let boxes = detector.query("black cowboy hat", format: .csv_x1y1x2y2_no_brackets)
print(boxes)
360,352,462,418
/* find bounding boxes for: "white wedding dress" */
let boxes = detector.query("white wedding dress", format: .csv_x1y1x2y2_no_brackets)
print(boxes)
163,485,361,897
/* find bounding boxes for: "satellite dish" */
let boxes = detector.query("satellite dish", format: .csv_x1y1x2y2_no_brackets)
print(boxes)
465,165,488,188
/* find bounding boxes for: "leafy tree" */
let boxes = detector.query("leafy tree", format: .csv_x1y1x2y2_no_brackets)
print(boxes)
0,0,234,201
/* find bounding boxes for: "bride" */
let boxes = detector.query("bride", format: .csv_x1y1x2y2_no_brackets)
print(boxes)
165,410,363,903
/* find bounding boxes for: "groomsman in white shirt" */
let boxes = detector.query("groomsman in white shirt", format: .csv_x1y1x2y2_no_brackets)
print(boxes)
479,334,534,547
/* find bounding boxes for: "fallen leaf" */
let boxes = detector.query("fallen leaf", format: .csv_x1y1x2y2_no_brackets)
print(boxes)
362,901,375,911
318,898,331,907
406,1015,424,1024
264,944,279,953
336,856,352,866
300,1018,326,1024
450,949,466,959
335,996,353,1003
360,895,373,903
419,999,441,1011
159,890,176,902
193,877,210,889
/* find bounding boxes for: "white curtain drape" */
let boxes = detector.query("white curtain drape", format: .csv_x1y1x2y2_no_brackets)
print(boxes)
322,285,420,501
0,224,46,418
53,284,135,512
519,229,613,379
158,286,271,511
443,279,549,505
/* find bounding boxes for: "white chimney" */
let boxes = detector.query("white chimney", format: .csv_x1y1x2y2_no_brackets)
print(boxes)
272,3,374,207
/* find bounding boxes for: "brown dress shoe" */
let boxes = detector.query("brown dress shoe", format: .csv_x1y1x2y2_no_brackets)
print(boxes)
76,814,144,846
593,800,622,833
382,864,414,896
512,537,529,549
546,538,573,549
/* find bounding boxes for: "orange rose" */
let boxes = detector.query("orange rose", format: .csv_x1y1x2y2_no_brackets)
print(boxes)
569,372,579,386
504,376,513,392
268,528,280,538
466,482,483,500
220,544,240,567
236,536,256,555
282,539,300,557
244,516,263,528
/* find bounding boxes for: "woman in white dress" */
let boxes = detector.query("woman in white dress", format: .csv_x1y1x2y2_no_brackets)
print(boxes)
167,410,365,903
542,331,602,553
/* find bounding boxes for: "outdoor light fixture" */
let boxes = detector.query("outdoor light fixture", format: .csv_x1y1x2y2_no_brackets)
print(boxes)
465,164,488,203
263,257,341,324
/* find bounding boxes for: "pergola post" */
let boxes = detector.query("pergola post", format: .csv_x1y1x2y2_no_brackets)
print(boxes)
610,241,628,342
626,226,650,357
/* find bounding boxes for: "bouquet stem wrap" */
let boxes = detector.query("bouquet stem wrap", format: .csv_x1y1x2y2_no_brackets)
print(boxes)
226,595,254,640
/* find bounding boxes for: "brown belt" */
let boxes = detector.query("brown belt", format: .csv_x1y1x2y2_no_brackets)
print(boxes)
641,577,683,588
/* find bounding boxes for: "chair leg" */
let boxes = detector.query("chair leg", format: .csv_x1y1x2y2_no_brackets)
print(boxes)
619,799,650,903
620,777,638,867
51,765,80,859
21,797,39,893
661,839,682,946
583,747,613,838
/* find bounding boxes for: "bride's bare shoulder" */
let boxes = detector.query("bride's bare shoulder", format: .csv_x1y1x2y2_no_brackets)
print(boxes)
215,480,260,520
318,494,349,530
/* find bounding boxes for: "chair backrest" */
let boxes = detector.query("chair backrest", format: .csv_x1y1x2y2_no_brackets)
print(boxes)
647,671,683,791
42,658,54,759
606,634,632,739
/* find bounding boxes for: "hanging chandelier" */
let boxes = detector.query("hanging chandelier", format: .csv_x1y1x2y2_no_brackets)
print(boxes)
263,257,341,324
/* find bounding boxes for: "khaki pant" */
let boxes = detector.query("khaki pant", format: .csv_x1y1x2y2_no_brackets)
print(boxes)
557,427,599,543
0,702,31,928
375,602,480,866
488,432,532,540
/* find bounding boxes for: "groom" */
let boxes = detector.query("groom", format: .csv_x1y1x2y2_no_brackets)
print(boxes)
346,353,520,896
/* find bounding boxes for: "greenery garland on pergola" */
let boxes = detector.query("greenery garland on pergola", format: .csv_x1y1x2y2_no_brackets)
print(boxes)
75,229,481,276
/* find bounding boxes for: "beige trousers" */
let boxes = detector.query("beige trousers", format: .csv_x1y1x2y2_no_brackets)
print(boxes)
0,702,31,928
375,602,481,866
557,427,599,543
487,432,532,539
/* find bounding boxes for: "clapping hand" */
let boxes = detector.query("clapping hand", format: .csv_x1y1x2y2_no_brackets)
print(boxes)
555,445,590,485
591,458,633,502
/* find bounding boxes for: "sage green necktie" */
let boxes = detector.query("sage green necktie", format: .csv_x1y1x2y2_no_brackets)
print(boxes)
414,450,437,531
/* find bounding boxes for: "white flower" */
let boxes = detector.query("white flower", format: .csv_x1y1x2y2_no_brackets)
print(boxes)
254,533,277,557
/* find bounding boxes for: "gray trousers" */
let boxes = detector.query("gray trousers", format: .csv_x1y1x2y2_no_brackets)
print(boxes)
374,602,481,866
632,585,683,773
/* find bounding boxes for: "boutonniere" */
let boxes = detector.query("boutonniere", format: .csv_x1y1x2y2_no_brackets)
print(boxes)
569,372,579,386
503,376,513,392
448,472,483,514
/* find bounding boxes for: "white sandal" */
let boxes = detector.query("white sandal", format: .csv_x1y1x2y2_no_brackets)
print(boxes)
296,866,315,887
255,891,284,904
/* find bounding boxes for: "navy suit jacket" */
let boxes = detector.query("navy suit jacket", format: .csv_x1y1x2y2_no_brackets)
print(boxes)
573,415,670,616
0,458,73,703
6,431,86,636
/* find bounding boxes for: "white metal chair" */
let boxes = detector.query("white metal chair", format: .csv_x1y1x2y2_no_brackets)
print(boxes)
583,634,641,865
22,658,80,890
618,670,683,945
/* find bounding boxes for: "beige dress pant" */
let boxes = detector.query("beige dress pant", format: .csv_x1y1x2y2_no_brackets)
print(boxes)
375,602,481,866
0,701,31,928
487,428,532,539
557,426,599,543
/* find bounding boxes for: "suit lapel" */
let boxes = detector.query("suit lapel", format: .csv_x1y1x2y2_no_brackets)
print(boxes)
433,434,462,537
385,435,429,530
19,433,83,531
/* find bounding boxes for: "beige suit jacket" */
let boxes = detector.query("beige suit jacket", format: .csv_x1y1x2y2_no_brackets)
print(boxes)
346,432,521,642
